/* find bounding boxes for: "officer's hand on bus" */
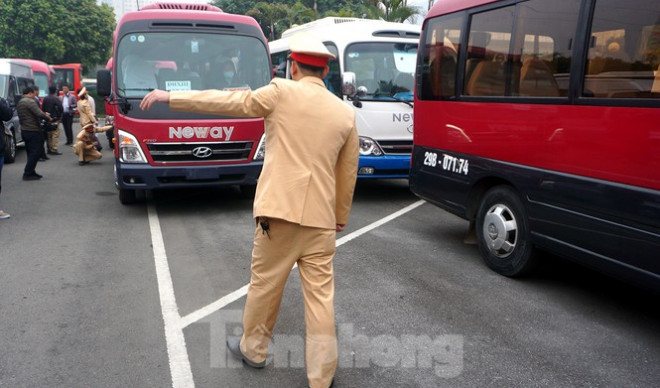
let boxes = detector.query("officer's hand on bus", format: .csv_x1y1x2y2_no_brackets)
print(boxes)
140,90,171,111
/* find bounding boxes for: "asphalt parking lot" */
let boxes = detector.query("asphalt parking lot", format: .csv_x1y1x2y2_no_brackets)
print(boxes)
1,138,659,387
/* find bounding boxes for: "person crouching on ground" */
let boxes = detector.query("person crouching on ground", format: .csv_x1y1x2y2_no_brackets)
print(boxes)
73,123,112,165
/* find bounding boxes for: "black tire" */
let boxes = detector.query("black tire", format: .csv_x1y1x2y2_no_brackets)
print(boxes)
475,185,537,277
119,188,137,205
239,184,257,198
3,132,16,163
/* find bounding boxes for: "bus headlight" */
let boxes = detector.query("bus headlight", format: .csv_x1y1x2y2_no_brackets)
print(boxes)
359,136,384,156
118,129,147,163
253,133,266,161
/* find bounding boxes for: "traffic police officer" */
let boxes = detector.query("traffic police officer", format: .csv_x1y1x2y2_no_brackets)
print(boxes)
73,123,112,165
141,32,358,388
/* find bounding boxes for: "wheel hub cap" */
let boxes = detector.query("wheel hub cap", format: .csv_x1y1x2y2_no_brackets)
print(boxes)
482,204,518,258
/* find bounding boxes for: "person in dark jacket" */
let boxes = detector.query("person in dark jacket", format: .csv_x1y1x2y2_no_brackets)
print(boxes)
42,86,64,155
17,86,52,180
0,96,13,218
60,84,77,145
32,85,50,162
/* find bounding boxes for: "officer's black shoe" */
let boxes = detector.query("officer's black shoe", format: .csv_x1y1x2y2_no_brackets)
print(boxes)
226,336,266,368
22,174,42,181
78,161,89,166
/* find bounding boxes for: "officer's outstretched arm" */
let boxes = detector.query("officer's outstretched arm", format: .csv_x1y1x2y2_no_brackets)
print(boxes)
140,90,171,110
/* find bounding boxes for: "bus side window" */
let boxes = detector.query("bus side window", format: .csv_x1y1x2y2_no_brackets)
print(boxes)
514,0,579,98
324,44,341,97
584,0,660,99
8,77,18,103
273,61,286,78
271,51,288,79
420,15,463,100
461,0,578,98
464,6,514,97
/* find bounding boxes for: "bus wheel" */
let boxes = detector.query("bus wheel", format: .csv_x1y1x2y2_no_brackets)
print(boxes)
119,188,137,205
476,185,537,277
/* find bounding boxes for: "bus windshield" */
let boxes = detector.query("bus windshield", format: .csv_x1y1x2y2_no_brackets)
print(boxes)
33,72,49,97
345,42,418,101
116,31,271,98
54,69,74,89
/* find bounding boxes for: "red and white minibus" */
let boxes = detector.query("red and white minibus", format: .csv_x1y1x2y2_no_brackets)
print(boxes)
16,59,55,99
53,63,83,93
97,2,271,204
410,0,660,289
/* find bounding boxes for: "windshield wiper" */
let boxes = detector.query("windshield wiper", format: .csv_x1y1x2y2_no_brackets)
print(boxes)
389,95,413,108
367,88,413,107
117,87,155,97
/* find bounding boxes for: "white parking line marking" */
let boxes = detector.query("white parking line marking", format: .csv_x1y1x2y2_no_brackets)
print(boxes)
179,199,426,328
148,203,195,388
150,199,426,387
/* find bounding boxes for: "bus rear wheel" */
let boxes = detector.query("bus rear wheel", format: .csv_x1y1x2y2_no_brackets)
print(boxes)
476,185,537,277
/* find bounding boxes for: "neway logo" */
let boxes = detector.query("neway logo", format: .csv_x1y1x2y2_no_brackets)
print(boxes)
169,126,234,141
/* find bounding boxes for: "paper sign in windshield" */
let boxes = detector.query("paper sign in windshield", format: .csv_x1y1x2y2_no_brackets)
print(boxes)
165,80,191,91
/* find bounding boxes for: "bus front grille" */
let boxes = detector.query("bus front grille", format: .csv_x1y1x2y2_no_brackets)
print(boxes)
378,140,413,155
147,141,253,163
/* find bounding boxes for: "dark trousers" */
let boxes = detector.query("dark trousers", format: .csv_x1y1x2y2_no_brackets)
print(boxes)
41,129,48,157
62,113,74,144
22,131,42,176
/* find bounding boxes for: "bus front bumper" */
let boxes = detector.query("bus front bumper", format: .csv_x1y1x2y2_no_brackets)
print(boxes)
115,161,263,190
358,155,410,179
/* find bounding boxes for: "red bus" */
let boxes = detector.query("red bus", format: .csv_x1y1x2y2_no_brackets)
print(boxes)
53,63,83,92
410,0,660,289
16,59,55,98
97,2,271,204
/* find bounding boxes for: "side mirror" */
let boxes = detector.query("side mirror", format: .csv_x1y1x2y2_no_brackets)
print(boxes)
341,72,357,97
97,69,112,97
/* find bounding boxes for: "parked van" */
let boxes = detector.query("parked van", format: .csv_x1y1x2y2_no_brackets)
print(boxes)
270,18,420,179
0,58,34,162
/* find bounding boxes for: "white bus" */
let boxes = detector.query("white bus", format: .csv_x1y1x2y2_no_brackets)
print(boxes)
0,58,34,162
269,17,420,179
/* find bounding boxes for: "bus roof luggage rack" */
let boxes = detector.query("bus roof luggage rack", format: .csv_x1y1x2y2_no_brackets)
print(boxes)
282,17,368,38
373,30,421,38
140,3,222,12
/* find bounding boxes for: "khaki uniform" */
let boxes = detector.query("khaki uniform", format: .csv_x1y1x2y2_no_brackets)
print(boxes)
171,76,358,388
77,98,97,129
73,126,112,162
